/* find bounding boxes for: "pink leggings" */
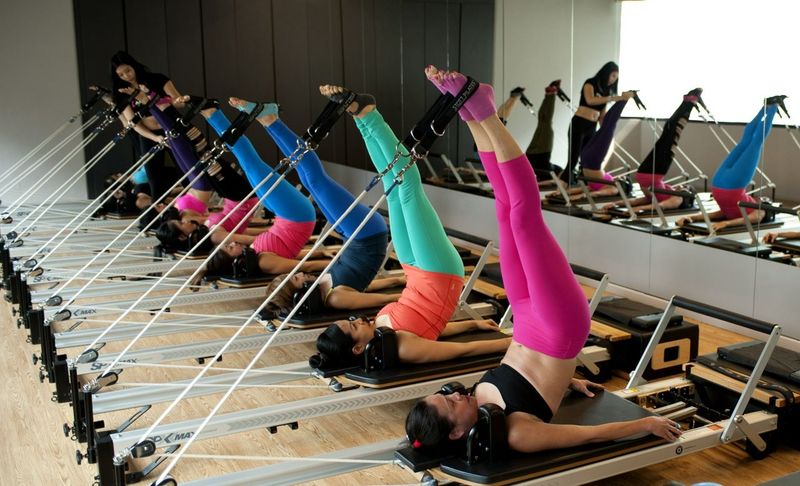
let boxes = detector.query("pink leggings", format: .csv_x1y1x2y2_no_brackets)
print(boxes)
480,152,590,359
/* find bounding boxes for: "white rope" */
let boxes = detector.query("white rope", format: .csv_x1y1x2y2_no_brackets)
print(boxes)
43,145,209,301
85,139,301,366
118,382,326,390
154,452,394,465
110,361,311,375
153,150,411,482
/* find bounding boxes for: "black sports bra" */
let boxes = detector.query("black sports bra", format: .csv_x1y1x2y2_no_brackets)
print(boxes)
579,79,607,112
478,364,553,422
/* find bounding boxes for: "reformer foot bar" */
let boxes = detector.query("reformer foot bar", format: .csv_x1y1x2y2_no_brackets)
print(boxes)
391,296,781,486
609,186,702,235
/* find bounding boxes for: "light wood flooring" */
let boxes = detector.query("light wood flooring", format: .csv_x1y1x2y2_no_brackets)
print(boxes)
1,285,799,485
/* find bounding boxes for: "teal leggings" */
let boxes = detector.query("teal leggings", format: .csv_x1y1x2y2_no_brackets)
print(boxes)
354,109,463,277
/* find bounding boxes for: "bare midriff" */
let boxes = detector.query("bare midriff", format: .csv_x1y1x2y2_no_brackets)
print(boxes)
575,105,601,122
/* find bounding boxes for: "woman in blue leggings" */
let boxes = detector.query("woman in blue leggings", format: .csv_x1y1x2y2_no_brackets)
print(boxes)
677,98,782,232
198,98,404,313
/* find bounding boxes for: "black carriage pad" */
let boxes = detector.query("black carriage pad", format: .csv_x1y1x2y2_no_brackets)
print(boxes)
613,219,679,236
270,306,384,328
607,204,699,218
680,220,783,236
771,238,800,255
336,329,508,388
105,211,140,219
216,275,275,288
545,192,627,206
173,250,211,260
437,391,663,484
717,341,800,386
595,296,682,331
693,353,800,409
693,236,774,257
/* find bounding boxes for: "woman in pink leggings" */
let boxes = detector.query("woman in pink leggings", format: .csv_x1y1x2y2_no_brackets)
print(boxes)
405,67,681,453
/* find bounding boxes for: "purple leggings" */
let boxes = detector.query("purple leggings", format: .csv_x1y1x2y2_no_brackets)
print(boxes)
578,100,628,171
148,106,212,191
480,151,590,359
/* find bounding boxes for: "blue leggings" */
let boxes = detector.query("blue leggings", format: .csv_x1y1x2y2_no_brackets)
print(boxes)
711,105,777,190
206,111,314,223
579,100,627,171
264,120,387,239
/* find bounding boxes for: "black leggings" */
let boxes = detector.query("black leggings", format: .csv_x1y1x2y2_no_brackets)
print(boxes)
560,115,596,183
638,100,694,176
206,157,254,201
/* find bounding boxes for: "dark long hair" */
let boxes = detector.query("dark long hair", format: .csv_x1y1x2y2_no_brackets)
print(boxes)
591,61,619,97
110,51,150,104
154,220,185,252
311,324,359,368
205,251,235,277
405,399,453,448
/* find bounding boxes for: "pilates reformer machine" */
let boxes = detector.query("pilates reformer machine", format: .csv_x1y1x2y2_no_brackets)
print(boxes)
59,77,514,486
392,296,789,485
144,295,795,486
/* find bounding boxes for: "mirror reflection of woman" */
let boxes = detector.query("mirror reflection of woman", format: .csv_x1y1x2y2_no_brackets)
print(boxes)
559,61,627,186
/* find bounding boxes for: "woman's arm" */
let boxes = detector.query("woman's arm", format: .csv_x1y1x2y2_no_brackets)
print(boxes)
506,414,681,453
118,106,163,143
439,319,499,337
257,253,329,275
397,333,511,363
764,230,800,243
711,209,765,232
364,276,406,292
209,229,256,246
325,288,399,310
162,81,186,108
676,210,725,226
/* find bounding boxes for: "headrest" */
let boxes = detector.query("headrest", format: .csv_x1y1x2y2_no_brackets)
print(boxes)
232,246,260,278
293,281,325,317
186,224,213,254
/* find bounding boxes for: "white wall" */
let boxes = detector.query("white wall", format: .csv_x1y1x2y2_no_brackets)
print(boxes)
492,0,620,164
0,1,86,206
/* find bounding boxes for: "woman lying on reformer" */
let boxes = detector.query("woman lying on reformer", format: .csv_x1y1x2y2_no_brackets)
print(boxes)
676,96,787,232
311,85,512,366
152,98,333,277
601,89,703,213
406,67,681,453
194,96,404,311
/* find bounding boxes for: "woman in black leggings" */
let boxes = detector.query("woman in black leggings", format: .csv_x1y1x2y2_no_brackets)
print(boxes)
559,61,627,186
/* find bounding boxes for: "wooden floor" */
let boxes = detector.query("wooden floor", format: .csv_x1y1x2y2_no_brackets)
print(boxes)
2,286,800,485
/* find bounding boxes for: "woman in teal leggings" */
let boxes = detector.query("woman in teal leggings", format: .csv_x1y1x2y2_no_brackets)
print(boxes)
313,85,510,367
